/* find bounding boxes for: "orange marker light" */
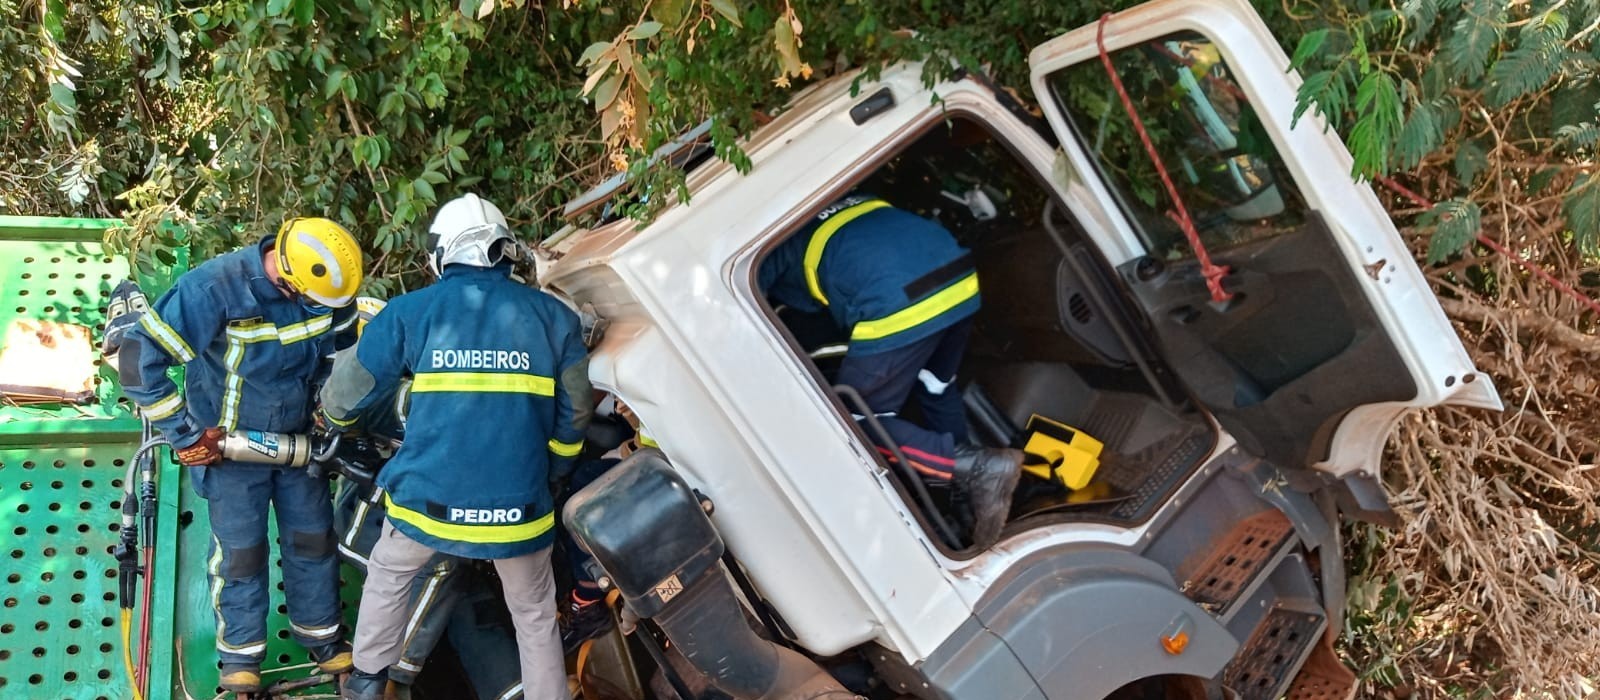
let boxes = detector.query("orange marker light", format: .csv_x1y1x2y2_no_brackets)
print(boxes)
1160,630,1190,655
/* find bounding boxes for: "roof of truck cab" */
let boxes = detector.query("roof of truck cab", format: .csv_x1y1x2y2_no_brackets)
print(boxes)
536,62,935,267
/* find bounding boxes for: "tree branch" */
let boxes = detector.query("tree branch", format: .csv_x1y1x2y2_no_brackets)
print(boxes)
1439,296,1600,355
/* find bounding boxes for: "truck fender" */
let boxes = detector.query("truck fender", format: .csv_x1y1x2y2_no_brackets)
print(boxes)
952,546,1237,700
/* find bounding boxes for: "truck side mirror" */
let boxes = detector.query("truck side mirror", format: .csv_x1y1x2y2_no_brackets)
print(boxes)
562,450,724,618
561,450,855,699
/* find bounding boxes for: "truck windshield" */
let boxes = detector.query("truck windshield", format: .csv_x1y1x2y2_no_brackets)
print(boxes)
1048,32,1309,261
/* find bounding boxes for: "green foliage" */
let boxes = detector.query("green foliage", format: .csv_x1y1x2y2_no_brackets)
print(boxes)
1454,140,1488,186
1288,0,1600,262
1444,0,1506,82
1558,123,1600,148
1486,18,1573,107
1349,71,1405,179
1564,174,1600,258
1422,198,1481,263
1393,99,1447,170
0,0,1154,289
3,0,1596,289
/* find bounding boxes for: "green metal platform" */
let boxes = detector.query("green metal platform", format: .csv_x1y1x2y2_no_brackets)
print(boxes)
0,216,360,699
0,217,147,444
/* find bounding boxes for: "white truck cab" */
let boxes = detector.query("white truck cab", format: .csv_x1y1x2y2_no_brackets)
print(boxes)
540,1,1500,698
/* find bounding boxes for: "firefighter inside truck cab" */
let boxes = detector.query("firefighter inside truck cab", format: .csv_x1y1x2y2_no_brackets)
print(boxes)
758,193,1025,549
115,218,366,694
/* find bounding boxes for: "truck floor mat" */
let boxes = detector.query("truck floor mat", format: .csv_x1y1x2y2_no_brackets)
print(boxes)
1223,608,1325,700
966,361,1196,457
1009,484,1136,519
1085,426,1212,523
1076,390,1159,453
1005,426,1210,526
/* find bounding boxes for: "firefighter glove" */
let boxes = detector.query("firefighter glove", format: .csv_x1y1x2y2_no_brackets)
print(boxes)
315,407,353,435
175,427,225,466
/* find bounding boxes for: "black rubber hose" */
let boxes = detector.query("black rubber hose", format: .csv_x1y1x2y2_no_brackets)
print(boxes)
833,385,963,549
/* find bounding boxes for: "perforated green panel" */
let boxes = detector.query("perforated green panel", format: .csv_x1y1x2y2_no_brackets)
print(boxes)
0,237,141,442
0,216,188,446
0,217,184,700
0,445,136,700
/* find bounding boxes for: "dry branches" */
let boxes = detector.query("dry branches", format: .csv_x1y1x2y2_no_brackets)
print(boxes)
1345,244,1600,697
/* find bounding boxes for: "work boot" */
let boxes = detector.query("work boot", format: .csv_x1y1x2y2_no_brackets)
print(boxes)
311,639,354,675
341,668,387,700
218,662,262,694
561,591,615,654
952,446,1024,550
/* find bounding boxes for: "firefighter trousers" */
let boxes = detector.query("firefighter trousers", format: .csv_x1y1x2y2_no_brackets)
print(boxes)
353,519,569,700
835,316,973,480
197,462,343,664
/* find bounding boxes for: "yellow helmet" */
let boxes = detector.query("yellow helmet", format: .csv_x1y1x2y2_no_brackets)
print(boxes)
274,217,364,309
354,296,387,336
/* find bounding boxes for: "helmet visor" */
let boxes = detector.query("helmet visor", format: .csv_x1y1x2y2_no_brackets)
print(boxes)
273,277,329,314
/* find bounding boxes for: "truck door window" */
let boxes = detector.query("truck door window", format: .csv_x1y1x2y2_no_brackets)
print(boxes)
1049,33,1309,261
753,114,1217,557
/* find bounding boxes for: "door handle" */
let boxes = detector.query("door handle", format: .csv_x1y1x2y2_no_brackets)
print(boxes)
1169,305,1202,324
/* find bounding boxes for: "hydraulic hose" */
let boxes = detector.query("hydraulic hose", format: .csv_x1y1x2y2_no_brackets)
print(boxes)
117,426,335,699
121,608,145,700
126,436,171,481
119,435,162,699
136,419,158,692
120,427,165,700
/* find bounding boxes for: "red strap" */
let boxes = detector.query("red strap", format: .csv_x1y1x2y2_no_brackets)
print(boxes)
1096,14,1233,303
1096,13,1593,318
1377,176,1600,318
136,546,153,692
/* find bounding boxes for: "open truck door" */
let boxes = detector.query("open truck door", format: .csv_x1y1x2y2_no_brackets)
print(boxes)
1027,0,1501,499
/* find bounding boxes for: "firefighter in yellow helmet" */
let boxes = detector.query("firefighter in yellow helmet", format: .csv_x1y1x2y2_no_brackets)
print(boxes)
118,217,365,693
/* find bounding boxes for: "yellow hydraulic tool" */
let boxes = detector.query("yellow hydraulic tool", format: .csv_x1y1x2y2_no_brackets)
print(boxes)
1020,414,1104,491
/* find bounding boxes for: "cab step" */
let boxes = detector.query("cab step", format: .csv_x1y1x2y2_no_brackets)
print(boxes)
1182,509,1295,615
1285,628,1358,700
1221,608,1324,700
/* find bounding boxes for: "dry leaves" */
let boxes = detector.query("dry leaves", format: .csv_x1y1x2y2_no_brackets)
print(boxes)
1348,223,1600,697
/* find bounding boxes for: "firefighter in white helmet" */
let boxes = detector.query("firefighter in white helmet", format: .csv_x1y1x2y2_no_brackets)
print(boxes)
322,194,590,700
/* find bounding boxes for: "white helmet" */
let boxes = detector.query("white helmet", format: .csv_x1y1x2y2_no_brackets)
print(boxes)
426,193,519,276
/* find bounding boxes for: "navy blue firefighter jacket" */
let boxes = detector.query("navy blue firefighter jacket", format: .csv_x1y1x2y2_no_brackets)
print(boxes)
119,237,356,461
758,195,980,355
319,264,591,559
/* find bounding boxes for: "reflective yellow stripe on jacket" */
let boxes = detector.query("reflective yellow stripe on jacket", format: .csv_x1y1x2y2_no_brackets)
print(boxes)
410,372,555,395
139,311,196,362
217,315,336,430
852,272,980,341
384,493,555,544
144,392,186,421
547,438,583,457
803,199,890,306
219,332,248,430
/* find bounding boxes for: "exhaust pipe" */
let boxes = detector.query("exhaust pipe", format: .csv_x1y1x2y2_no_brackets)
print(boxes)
564,450,855,700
